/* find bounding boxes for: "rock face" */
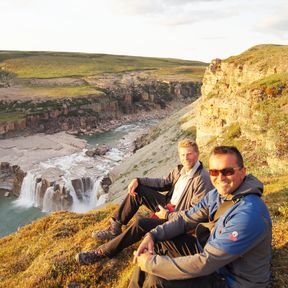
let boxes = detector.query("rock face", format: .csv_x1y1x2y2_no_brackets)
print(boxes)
181,44,288,174
0,77,201,138
0,162,25,197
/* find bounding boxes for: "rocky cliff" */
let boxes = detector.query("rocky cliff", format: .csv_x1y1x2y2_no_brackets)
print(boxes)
181,44,288,175
0,77,201,138
0,162,25,197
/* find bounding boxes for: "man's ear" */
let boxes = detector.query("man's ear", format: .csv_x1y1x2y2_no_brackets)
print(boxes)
241,167,247,180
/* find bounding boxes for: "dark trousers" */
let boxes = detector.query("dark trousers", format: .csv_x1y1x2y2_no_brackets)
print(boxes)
103,184,168,257
104,217,166,257
113,184,168,225
128,235,227,288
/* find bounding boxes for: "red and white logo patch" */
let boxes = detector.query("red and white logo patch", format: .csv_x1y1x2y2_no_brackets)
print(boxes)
228,231,239,241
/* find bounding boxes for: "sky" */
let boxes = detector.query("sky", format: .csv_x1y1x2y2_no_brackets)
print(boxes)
0,0,287,62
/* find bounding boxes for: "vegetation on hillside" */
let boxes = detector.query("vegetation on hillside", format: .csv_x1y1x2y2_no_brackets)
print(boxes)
0,51,207,80
225,44,288,67
0,176,287,287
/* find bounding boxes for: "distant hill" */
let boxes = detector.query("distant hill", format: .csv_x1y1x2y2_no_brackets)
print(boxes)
0,50,207,81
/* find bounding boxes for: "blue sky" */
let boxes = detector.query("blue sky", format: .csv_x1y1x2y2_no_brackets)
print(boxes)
1,0,287,62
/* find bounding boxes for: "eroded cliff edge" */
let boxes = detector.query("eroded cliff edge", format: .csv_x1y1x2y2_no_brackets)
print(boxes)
181,44,288,175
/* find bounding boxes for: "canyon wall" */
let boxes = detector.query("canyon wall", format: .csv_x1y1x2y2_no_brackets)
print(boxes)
0,78,201,138
181,45,288,174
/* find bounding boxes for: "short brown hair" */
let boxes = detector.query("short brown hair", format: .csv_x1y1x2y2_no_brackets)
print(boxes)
178,139,199,153
210,146,244,168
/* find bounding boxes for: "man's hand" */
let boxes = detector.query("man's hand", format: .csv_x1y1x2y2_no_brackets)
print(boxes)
128,178,138,196
133,250,153,271
133,234,154,264
155,205,169,219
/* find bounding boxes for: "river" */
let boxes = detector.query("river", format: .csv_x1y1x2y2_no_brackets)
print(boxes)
0,120,156,238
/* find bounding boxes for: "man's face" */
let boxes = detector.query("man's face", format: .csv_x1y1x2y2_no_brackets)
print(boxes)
209,153,246,197
178,146,199,172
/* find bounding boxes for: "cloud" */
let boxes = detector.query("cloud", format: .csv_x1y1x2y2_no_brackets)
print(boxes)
162,8,236,26
111,0,224,16
259,17,288,33
255,3,288,39
109,0,233,28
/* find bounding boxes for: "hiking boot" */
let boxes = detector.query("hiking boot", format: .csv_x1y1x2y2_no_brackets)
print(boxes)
75,248,106,265
92,218,122,241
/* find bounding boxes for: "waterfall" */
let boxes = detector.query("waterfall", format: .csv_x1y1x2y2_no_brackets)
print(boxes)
62,177,82,211
42,187,55,212
35,181,43,207
90,178,101,208
15,172,103,213
12,121,152,214
14,171,37,208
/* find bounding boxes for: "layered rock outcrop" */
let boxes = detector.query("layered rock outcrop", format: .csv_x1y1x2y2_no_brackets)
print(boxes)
0,162,25,197
0,76,201,138
181,44,288,174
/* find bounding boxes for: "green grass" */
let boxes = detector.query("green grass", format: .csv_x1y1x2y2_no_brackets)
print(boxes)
22,85,105,98
0,112,26,123
0,51,207,79
225,44,288,66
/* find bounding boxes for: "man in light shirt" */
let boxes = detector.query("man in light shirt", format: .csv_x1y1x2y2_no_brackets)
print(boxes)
76,139,213,264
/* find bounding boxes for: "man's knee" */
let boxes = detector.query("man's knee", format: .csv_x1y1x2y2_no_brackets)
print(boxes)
135,183,149,196
132,217,149,231
132,217,165,234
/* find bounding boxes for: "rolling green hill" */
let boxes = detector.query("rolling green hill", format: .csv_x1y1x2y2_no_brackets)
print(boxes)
0,51,207,80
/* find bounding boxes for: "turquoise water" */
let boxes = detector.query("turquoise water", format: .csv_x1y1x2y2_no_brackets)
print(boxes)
0,196,45,238
79,120,157,147
0,120,157,238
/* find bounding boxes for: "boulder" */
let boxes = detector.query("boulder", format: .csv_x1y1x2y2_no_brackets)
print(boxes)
0,162,25,197
100,175,112,193
85,145,109,157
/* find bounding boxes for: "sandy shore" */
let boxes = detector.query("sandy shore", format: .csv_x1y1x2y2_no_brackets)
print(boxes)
0,132,87,171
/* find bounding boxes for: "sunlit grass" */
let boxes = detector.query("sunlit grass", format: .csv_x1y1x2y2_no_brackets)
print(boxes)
22,86,104,98
0,112,26,123
0,174,287,287
0,51,207,80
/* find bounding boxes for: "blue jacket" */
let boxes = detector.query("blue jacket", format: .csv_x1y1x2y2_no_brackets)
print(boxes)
145,175,272,288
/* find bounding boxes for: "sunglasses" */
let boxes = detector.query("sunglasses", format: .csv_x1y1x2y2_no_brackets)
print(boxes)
209,167,242,177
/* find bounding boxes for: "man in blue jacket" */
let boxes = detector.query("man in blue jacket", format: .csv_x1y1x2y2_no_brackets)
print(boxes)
131,146,272,288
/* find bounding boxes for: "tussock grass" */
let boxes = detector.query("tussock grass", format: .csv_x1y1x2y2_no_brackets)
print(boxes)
0,175,287,287
0,204,139,287
263,176,288,287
